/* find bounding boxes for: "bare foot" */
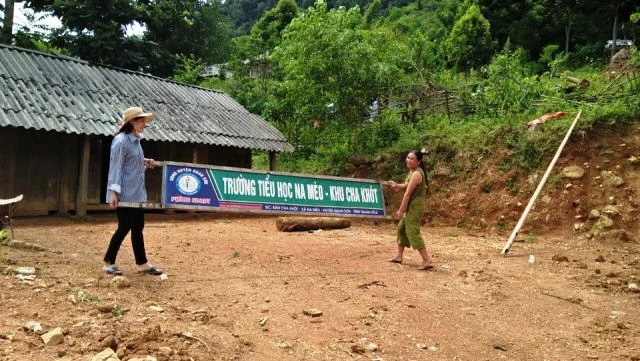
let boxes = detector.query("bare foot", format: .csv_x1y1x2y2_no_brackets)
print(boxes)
388,258,402,264
417,263,434,270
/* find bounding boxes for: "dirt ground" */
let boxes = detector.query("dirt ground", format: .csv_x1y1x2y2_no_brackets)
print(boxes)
1,213,639,361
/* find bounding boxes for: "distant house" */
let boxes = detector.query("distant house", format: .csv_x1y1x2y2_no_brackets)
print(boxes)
243,53,271,79
0,45,293,216
202,64,234,79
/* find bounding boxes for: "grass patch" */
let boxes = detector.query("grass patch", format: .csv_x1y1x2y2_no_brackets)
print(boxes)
111,305,129,317
72,290,101,304
505,175,518,194
546,173,565,187
0,250,6,264
444,231,459,237
524,234,538,243
498,158,512,172
0,229,9,245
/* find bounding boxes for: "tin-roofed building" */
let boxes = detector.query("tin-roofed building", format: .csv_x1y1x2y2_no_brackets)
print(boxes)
0,45,293,215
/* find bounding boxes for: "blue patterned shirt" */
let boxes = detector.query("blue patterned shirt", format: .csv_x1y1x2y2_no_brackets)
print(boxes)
106,132,147,203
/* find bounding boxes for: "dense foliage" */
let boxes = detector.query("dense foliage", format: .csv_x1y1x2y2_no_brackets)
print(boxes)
1,0,640,179
6,0,230,76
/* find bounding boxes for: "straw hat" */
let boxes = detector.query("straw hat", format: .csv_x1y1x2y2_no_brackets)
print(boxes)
119,107,155,130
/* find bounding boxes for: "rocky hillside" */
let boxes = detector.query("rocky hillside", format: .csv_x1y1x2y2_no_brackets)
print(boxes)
363,123,640,242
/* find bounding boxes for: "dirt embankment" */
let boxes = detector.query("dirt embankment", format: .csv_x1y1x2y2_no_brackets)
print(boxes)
375,123,640,241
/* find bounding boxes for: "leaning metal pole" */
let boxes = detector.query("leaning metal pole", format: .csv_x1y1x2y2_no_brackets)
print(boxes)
501,110,582,255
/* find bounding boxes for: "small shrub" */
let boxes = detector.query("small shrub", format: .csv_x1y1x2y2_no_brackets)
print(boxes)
505,175,519,194
515,135,545,171
537,44,560,72
111,305,129,317
366,115,402,151
73,290,101,304
251,153,270,171
546,173,564,187
481,183,492,193
0,229,9,244
498,158,512,171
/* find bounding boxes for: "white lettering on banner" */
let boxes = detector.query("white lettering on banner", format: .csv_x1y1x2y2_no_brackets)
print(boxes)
307,184,324,200
191,169,209,184
360,188,379,203
277,182,293,199
258,180,276,197
294,183,306,199
329,186,344,201
171,196,191,202
191,198,211,204
222,176,256,196
346,187,360,202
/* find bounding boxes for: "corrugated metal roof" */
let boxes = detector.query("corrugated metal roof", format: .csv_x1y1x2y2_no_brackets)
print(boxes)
0,45,293,152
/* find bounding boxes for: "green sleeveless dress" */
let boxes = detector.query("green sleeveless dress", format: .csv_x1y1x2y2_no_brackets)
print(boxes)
396,168,427,249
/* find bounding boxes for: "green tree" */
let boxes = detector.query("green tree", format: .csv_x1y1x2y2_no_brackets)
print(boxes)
1,0,16,44
268,1,410,152
144,0,231,77
24,0,150,70
474,42,542,116
478,0,546,57
171,54,205,85
222,0,279,35
443,4,493,72
362,0,382,28
22,0,230,77
251,0,298,49
225,0,298,109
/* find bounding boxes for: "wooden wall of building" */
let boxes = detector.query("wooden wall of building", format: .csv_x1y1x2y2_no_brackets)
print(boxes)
0,127,80,215
1,127,252,216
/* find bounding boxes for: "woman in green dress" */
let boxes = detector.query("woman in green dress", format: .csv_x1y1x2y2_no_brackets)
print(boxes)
387,150,433,270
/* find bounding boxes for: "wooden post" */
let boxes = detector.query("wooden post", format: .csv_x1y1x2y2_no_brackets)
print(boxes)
444,90,451,124
269,151,277,171
610,0,619,64
192,146,199,164
76,135,91,216
57,135,70,214
502,110,582,255
189,146,199,214
5,128,17,198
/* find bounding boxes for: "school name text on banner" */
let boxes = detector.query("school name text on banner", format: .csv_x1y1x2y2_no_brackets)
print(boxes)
162,162,387,218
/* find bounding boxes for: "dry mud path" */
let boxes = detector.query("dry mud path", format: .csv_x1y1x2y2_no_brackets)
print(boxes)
1,214,639,360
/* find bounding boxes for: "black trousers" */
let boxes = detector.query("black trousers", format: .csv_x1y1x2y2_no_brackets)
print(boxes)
104,207,148,265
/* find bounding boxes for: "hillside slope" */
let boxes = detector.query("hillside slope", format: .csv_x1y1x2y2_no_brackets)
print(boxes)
379,123,640,241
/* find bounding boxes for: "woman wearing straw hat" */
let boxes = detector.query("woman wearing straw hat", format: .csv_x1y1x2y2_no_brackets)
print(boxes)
103,107,163,276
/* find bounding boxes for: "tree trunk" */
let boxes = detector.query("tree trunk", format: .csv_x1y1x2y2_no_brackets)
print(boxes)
611,0,620,64
1,0,15,44
564,75,589,87
564,23,571,56
276,217,351,232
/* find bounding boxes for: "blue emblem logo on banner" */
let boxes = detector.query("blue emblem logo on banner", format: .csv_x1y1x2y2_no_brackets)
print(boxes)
176,173,201,195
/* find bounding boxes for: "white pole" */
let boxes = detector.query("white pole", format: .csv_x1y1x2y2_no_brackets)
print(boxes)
501,110,582,255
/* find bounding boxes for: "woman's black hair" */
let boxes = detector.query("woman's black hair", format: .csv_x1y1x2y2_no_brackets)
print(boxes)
410,149,427,172
410,148,429,187
118,122,133,134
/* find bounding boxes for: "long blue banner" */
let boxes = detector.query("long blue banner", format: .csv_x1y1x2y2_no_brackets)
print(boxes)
162,162,387,218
